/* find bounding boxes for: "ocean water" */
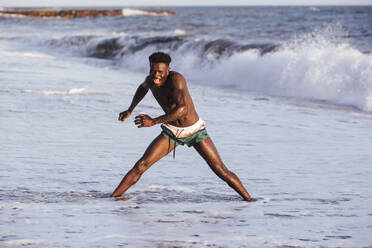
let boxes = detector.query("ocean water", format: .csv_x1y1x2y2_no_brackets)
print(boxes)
1,6,372,248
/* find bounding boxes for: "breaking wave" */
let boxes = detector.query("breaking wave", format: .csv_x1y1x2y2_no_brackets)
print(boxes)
13,24,372,112
38,31,279,61
184,25,372,112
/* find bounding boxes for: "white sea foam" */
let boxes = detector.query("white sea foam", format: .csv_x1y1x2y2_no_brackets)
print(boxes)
0,50,54,59
11,88,109,96
0,239,46,246
309,7,320,11
174,29,187,36
148,185,195,193
0,13,27,18
121,8,169,16
88,234,129,242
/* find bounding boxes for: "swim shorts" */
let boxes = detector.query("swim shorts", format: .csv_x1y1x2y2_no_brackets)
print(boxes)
161,125,209,147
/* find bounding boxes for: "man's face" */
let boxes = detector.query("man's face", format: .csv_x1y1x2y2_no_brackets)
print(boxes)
149,62,169,87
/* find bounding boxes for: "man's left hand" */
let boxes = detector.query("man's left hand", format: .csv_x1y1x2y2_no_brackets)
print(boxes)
134,114,154,128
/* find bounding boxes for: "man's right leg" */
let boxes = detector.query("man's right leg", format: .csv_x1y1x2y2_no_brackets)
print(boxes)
111,134,176,197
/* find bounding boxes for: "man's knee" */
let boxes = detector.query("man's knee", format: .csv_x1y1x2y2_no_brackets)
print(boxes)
134,158,150,174
214,164,231,180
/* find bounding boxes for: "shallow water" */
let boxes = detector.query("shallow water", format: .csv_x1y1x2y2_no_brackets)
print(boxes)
1,6,372,248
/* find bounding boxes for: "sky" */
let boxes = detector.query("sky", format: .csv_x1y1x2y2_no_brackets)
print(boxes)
1,0,371,7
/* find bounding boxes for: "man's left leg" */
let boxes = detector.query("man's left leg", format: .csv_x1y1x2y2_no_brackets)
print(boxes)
193,137,252,201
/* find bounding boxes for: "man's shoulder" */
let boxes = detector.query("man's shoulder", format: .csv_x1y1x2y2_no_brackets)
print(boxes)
169,71,186,87
141,76,152,89
170,71,184,80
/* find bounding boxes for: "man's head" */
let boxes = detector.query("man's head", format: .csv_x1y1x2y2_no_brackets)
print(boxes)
149,52,171,87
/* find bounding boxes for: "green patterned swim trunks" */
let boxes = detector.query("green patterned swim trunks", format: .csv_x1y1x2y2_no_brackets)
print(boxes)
161,124,209,147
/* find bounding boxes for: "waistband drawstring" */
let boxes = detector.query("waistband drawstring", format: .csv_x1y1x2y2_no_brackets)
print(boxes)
171,129,184,159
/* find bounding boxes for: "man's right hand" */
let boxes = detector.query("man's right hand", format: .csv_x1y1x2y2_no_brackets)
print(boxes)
118,110,131,122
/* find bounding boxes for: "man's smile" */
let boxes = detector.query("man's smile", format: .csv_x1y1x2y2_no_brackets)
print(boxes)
153,77,162,86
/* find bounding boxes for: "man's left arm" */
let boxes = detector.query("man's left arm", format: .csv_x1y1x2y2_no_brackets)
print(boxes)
135,74,187,128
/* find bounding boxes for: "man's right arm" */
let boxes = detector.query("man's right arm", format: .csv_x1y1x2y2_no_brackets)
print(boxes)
118,79,150,122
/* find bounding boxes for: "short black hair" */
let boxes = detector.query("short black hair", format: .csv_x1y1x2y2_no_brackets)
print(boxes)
149,52,171,65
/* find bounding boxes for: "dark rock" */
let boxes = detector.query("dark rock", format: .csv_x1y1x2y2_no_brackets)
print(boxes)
0,8,175,18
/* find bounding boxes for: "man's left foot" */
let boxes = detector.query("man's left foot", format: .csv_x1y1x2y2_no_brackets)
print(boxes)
245,197,257,202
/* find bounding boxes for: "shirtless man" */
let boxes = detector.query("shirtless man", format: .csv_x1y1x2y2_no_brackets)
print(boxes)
111,52,253,201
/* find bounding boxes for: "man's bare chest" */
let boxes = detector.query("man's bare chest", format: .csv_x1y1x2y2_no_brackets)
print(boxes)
151,86,176,109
